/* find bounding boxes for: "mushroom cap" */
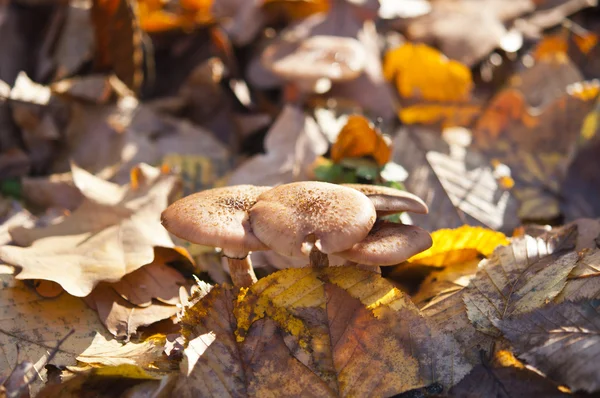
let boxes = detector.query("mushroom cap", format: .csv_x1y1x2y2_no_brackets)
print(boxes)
161,185,271,259
248,181,376,258
333,220,433,266
262,35,366,84
342,184,428,216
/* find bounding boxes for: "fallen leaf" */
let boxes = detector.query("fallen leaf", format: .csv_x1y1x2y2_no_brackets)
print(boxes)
408,225,509,267
91,0,146,93
111,247,190,307
36,364,166,398
330,114,391,166
0,163,178,297
84,283,181,339
77,333,164,367
390,128,520,232
0,273,112,391
174,266,471,396
499,299,600,393
473,80,600,220
463,225,580,336
227,105,328,186
383,43,479,127
263,0,329,21
411,258,479,306
448,350,571,397
556,249,600,302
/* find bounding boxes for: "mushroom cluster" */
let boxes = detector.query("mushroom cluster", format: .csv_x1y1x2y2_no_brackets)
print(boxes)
161,181,432,287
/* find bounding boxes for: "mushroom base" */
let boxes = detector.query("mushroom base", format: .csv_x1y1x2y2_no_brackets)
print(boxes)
227,257,258,288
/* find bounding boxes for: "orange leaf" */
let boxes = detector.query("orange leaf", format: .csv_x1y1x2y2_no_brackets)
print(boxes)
330,115,391,166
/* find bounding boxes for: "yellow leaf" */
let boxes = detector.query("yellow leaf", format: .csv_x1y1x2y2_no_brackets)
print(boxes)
176,266,472,396
408,225,509,267
330,115,391,166
384,43,473,102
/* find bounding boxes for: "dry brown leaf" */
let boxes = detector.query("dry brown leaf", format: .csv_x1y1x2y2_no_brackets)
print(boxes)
421,286,496,367
0,273,113,391
36,364,167,398
473,81,600,220
556,249,600,302
0,163,177,297
111,247,190,307
227,105,327,186
84,283,180,339
53,96,229,185
174,266,471,396
77,333,164,367
390,127,520,232
91,0,146,93
463,225,580,336
400,0,532,66
499,299,600,393
411,258,479,307
448,350,570,397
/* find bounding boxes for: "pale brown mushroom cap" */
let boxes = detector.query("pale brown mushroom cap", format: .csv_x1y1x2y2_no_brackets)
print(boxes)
333,220,433,266
248,181,376,258
161,185,271,259
342,184,428,216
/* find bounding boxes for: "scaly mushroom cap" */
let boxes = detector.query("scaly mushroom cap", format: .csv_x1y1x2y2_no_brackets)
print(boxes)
249,181,376,258
342,184,428,216
161,185,271,259
333,220,433,266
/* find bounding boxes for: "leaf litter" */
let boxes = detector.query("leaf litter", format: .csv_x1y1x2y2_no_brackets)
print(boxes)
2,0,600,396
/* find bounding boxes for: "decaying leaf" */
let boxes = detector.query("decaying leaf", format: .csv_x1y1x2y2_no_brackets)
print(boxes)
0,163,178,297
463,225,580,336
408,225,509,267
499,299,600,393
174,266,471,396
556,249,600,302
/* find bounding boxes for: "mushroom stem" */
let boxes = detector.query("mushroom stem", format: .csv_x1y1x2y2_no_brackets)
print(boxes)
227,257,257,288
309,246,329,268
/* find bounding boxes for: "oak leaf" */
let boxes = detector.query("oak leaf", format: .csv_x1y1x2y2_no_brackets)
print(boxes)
0,163,178,297
0,273,112,390
174,266,471,396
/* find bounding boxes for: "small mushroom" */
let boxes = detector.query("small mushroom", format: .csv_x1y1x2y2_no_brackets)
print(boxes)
332,220,433,266
262,35,366,95
161,185,271,288
342,183,428,216
248,181,376,260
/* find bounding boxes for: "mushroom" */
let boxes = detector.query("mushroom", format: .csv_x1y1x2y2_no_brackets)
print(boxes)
341,183,428,216
248,181,376,264
261,35,366,95
161,185,271,288
332,220,432,266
